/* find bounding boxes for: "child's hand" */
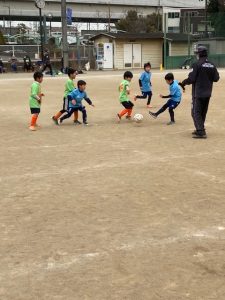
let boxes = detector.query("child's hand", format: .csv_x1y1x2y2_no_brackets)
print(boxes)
159,94,163,98
40,93,45,97
72,99,76,105
91,104,95,107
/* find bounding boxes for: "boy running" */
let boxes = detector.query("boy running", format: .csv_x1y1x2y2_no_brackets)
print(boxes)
135,62,153,108
58,80,94,126
149,73,184,125
52,68,79,124
117,71,135,121
29,71,44,131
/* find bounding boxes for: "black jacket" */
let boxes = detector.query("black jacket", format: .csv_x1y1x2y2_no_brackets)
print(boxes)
182,57,220,98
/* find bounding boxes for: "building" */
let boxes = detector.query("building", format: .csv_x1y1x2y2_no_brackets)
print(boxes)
90,32,195,70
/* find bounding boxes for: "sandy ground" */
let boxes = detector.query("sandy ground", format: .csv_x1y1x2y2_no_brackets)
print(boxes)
1,69,225,300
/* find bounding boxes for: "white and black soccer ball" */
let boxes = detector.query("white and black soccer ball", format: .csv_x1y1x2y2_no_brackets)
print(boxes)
133,113,144,123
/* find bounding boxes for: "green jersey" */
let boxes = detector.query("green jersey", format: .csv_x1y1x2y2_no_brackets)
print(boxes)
119,79,130,103
29,81,41,108
64,79,75,98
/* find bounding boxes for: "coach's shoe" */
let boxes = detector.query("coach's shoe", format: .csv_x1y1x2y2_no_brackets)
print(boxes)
167,121,175,125
52,116,59,125
29,126,36,131
192,131,207,139
74,120,82,125
192,130,198,135
149,111,157,119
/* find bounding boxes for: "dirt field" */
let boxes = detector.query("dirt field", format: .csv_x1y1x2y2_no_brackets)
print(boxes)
1,69,225,300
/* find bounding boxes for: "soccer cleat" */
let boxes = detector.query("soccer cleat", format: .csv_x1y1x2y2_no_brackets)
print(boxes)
29,126,36,131
57,118,62,125
149,111,157,119
167,121,175,125
52,116,58,125
117,114,121,121
74,120,82,125
126,115,131,120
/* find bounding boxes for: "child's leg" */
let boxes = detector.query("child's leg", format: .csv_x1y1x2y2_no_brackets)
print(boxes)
136,92,147,99
73,110,78,121
60,108,74,123
147,92,152,106
169,107,175,122
119,109,129,117
80,106,87,123
155,102,169,116
30,113,39,130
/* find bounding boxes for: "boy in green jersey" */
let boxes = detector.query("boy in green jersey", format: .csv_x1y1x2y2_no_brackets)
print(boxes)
29,71,44,131
117,71,134,121
52,68,79,124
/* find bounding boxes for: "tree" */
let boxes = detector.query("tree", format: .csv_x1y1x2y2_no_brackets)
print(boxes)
207,0,225,36
17,23,28,35
116,10,162,33
0,31,5,45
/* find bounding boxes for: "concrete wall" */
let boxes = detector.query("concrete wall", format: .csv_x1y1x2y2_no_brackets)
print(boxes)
198,40,225,55
170,42,194,56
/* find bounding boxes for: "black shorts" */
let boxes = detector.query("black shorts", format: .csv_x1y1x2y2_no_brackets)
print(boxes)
30,108,40,114
122,101,134,109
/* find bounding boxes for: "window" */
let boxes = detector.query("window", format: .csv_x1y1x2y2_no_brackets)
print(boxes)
168,12,180,19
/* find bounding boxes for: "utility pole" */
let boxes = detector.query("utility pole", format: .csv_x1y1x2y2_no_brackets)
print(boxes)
61,0,69,70
205,0,208,37
108,2,111,32
39,8,44,61
163,13,167,69
187,12,191,57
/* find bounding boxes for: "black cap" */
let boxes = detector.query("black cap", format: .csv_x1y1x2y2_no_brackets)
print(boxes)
195,45,208,57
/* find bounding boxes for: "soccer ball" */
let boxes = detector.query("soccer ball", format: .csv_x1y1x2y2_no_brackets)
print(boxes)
133,113,144,123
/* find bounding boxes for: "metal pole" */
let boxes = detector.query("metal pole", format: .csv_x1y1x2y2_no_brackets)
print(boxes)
163,13,167,69
108,3,111,32
9,6,11,36
188,12,191,57
39,8,44,61
205,0,208,37
61,0,69,70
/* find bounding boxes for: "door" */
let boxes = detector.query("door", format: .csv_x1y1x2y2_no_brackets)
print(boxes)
103,43,113,69
124,44,142,68
133,44,142,68
124,44,133,68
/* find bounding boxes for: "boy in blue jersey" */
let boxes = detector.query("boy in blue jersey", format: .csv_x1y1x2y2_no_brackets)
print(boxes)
135,62,152,108
58,80,94,126
149,73,185,125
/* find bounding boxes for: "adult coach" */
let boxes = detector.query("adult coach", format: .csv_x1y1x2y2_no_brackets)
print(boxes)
42,49,53,76
180,46,220,139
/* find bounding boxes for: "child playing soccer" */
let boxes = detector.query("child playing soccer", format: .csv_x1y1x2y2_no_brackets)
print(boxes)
52,68,79,124
117,71,135,121
58,80,94,126
149,73,185,125
135,62,153,108
29,71,44,131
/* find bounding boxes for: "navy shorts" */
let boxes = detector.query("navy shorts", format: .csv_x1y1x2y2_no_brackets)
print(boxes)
142,91,152,97
30,107,40,114
122,101,134,109
167,99,180,109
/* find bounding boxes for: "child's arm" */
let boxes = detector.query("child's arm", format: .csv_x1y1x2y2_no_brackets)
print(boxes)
126,85,130,95
160,94,171,98
178,82,185,92
84,97,94,107
67,93,76,106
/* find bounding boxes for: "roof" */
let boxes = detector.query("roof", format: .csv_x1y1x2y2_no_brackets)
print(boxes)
90,32,195,42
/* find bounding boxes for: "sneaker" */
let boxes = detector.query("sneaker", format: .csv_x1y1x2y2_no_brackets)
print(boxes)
52,116,58,125
83,121,89,126
117,114,121,122
192,132,207,139
192,130,198,135
29,126,36,131
126,115,131,120
57,118,62,125
74,120,82,125
167,121,175,125
149,111,157,119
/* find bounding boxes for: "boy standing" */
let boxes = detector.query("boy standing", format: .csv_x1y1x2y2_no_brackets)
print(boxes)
117,71,135,121
52,68,79,124
149,73,184,125
29,71,44,131
58,80,94,126
135,62,153,108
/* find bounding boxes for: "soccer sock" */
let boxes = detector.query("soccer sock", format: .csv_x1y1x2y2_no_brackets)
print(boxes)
169,109,175,122
127,109,132,117
54,112,63,120
119,109,128,117
73,111,78,121
30,114,38,127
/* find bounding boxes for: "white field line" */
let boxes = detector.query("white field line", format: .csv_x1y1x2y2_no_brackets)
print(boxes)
3,225,225,279
0,150,223,182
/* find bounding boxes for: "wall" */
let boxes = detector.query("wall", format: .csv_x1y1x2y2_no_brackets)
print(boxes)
170,42,194,56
